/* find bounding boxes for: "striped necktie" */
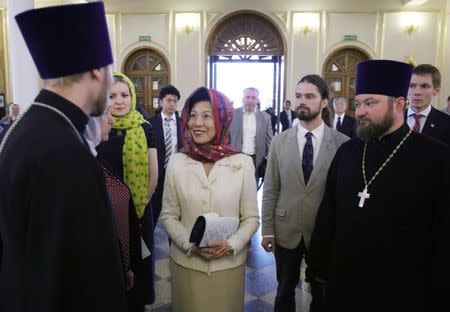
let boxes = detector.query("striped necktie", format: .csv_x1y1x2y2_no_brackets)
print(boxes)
412,113,422,133
164,117,173,168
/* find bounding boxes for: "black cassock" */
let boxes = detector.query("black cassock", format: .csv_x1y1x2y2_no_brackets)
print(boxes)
0,90,127,312
308,124,450,312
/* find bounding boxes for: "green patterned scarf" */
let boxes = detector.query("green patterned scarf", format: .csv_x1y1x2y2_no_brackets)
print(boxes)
112,72,149,218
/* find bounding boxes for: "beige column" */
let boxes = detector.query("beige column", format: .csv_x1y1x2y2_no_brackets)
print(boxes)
7,0,39,110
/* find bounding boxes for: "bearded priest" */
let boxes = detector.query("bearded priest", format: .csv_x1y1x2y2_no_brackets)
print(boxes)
307,60,450,312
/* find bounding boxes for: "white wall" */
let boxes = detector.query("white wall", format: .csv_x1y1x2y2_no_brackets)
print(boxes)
1,1,449,108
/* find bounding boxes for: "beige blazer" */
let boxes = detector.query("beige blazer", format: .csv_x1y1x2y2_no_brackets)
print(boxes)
229,107,273,169
161,153,260,274
262,125,349,249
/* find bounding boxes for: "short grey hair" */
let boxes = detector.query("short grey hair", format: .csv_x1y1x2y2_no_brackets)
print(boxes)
43,72,85,87
332,96,347,107
243,87,259,95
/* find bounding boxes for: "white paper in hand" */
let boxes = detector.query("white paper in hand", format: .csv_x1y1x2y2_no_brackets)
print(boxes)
198,212,239,247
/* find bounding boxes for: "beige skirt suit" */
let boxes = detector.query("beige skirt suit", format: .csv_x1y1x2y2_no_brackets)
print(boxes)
161,153,260,312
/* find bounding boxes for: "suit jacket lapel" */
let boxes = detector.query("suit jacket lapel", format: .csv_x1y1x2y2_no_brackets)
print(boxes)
255,110,263,147
307,126,332,187
189,158,223,186
155,115,165,149
422,107,437,136
190,161,209,187
176,115,183,150
286,128,306,187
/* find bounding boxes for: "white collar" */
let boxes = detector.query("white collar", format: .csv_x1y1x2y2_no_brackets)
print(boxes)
161,111,176,121
297,120,325,139
407,104,432,117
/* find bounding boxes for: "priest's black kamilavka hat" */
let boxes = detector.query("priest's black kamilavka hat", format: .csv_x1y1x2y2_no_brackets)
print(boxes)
15,2,113,79
356,60,413,99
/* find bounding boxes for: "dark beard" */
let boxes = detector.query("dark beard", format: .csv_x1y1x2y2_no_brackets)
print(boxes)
356,110,394,140
297,106,320,121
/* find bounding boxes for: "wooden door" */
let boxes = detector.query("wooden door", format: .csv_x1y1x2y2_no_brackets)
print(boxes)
323,48,369,114
124,49,170,116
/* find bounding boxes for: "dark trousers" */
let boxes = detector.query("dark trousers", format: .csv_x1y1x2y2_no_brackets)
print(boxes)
274,239,307,312
140,203,155,305
274,239,323,312
151,175,165,229
247,154,259,184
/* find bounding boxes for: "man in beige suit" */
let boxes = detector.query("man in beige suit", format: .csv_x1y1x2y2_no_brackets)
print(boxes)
262,74,349,312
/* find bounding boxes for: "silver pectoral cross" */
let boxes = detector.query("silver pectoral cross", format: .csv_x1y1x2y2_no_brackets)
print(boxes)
358,187,370,207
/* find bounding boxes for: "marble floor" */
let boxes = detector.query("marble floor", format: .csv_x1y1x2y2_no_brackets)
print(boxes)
146,189,312,312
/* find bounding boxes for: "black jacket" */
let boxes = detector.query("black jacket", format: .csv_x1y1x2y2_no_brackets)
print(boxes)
336,114,357,139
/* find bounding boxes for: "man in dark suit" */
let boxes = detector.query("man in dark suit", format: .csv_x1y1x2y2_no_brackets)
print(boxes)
332,96,357,138
407,64,450,146
279,99,296,132
149,85,183,227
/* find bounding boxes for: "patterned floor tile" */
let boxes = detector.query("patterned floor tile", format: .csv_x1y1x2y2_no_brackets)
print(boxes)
154,246,169,261
147,279,171,310
245,269,278,297
259,262,276,279
155,258,171,280
244,292,257,303
244,298,274,312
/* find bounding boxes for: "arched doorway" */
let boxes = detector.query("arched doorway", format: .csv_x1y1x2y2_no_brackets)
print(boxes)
207,12,285,114
323,48,370,114
123,48,170,116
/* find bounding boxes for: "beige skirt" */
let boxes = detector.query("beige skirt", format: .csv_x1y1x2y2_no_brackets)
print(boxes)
170,259,245,312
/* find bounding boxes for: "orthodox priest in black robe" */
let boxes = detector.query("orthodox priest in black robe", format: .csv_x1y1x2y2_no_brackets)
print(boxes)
0,3,127,312
307,60,450,312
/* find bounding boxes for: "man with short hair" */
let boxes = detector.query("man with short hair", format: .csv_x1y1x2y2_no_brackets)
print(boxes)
149,85,182,227
308,60,450,311
229,87,273,179
0,3,127,311
279,99,296,132
262,75,348,312
441,95,450,115
265,106,278,134
407,64,450,146
332,96,356,138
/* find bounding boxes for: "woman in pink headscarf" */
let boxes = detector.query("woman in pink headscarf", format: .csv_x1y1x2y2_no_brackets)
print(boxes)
161,87,260,312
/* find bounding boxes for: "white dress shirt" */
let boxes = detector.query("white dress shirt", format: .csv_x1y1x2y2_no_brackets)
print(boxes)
242,111,256,155
161,112,178,156
297,121,325,165
406,105,432,133
286,110,292,127
333,113,345,130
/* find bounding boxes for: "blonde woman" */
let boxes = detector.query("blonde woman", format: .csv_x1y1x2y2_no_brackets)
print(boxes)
96,72,158,310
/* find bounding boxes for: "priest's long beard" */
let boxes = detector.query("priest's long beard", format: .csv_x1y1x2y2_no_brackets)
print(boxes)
357,109,394,141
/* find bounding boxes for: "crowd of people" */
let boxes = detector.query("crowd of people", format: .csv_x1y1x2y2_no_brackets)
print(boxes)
0,2,449,312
